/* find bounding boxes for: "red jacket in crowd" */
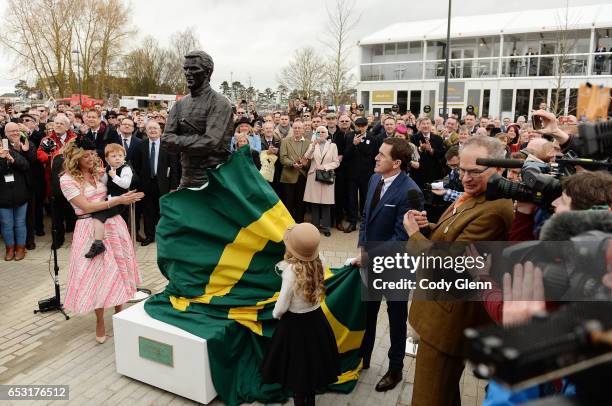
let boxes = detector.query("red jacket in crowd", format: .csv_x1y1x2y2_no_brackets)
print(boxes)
37,130,77,197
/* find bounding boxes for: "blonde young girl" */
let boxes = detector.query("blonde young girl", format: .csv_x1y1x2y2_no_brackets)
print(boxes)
262,223,340,406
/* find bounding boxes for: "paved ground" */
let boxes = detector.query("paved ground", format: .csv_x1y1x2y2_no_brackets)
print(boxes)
0,221,486,405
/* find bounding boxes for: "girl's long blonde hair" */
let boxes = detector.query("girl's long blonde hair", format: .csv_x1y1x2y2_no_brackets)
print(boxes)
61,139,102,186
284,252,324,305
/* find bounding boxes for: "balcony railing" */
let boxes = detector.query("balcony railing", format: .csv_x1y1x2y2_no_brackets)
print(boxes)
360,61,423,81
359,52,612,81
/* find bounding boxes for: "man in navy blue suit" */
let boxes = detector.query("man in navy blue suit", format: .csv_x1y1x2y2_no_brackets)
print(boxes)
116,118,142,164
355,137,423,392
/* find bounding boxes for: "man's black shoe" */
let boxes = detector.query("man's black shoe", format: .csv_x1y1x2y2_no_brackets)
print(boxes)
26,242,36,250
36,230,45,237
375,370,402,392
344,223,357,233
141,239,154,246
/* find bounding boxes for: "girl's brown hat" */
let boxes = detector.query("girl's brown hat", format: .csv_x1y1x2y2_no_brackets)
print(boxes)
283,223,320,261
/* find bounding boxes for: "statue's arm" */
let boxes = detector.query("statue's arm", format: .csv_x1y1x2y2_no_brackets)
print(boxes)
161,103,182,154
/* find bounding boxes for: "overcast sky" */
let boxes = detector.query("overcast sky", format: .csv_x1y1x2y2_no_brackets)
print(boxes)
0,0,605,95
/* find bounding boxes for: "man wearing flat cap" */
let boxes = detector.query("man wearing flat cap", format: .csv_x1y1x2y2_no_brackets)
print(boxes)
162,50,234,188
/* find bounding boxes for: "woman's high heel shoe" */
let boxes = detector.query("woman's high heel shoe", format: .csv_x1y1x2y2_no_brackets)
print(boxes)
96,335,106,344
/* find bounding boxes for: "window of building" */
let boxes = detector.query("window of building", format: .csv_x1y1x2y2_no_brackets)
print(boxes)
397,91,408,113
409,90,422,114
595,28,612,50
361,91,370,111
532,89,548,110
550,88,566,115
467,89,481,116
570,30,592,53
500,89,513,112
384,43,396,56
397,42,409,55
427,40,446,60
477,37,499,58
482,89,491,118
373,44,383,56
568,88,578,116
410,42,423,59
515,89,530,121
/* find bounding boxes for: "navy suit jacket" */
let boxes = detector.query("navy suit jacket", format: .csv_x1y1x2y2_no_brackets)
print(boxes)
358,171,424,246
120,135,142,164
87,124,121,160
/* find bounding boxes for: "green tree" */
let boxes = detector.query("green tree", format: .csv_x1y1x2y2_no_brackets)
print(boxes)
219,81,231,97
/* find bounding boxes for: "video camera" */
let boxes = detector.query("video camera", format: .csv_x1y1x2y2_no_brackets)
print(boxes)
464,300,612,403
40,137,57,154
464,211,612,404
478,118,612,207
502,231,612,301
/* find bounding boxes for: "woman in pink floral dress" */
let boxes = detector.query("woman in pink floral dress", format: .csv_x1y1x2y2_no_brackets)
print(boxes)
59,138,143,343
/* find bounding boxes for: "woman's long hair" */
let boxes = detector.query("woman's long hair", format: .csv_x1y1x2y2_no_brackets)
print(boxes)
61,139,101,186
284,252,324,305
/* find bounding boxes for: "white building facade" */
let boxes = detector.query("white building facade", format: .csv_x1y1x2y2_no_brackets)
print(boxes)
356,4,612,120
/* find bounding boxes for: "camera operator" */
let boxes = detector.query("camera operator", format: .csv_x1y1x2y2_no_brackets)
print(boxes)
480,171,612,405
508,137,557,241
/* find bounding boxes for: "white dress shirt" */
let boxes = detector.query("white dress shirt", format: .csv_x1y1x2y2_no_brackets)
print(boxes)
380,172,400,198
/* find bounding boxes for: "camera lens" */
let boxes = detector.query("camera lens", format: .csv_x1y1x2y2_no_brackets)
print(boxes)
486,173,534,203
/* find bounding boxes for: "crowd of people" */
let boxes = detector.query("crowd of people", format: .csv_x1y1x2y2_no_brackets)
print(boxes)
0,97,561,260
0,103,175,261
1,95,611,405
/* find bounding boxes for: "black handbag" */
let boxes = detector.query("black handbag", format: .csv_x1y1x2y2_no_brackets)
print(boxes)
315,168,335,184
314,146,335,184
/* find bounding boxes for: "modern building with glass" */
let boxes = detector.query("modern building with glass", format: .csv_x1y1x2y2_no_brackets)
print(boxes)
356,3,612,120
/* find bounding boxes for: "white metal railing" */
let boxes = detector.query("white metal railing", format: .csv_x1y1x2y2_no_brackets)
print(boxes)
360,52,612,81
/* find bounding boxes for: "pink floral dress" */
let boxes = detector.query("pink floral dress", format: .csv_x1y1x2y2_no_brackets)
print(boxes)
60,173,140,314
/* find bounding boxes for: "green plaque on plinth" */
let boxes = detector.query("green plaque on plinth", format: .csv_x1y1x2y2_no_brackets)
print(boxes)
138,336,174,367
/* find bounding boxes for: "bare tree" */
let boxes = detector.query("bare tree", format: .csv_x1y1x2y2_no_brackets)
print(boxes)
166,27,202,94
278,47,325,101
323,0,360,109
92,0,134,98
123,37,173,95
0,0,77,97
0,0,132,98
550,1,580,116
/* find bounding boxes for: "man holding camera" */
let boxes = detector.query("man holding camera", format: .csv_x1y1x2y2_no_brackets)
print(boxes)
36,114,77,248
343,117,381,233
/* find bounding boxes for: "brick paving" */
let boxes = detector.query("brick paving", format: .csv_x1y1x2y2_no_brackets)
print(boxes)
0,223,486,405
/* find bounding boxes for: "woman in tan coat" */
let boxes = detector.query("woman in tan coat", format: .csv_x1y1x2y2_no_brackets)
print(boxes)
303,126,339,236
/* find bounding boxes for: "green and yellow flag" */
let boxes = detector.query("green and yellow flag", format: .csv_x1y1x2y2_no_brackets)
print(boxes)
144,147,365,406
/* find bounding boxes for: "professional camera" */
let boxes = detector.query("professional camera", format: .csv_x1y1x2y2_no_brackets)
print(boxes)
40,137,57,154
465,211,612,403
502,231,611,301
464,300,612,405
480,154,612,207
482,159,562,206
573,119,612,160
